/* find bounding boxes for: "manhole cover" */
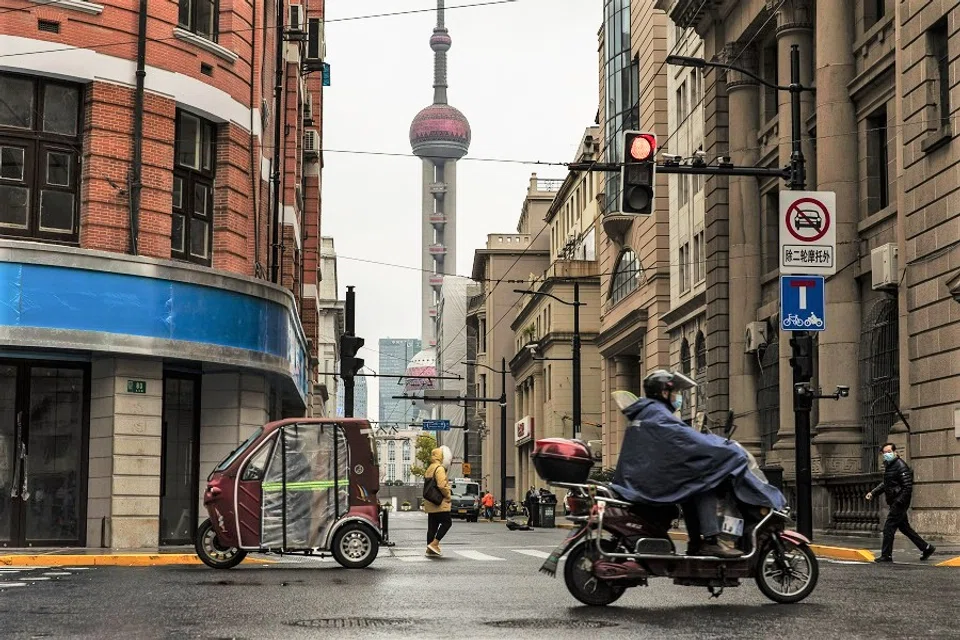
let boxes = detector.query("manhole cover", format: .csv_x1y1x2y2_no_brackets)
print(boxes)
288,618,415,629
485,620,618,630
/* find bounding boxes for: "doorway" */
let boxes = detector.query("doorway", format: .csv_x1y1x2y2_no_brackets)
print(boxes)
159,374,201,546
0,361,89,547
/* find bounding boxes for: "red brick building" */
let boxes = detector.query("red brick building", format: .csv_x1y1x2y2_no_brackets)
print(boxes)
0,0,330,549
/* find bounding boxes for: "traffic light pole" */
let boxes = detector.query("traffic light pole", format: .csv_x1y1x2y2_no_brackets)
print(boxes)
344,285,356,418
571,282,581,440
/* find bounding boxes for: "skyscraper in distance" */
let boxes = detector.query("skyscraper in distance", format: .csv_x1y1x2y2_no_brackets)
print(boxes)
378,338,422,426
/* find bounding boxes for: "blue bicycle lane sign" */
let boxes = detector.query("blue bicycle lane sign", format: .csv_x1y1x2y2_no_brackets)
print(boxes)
780,276,826,332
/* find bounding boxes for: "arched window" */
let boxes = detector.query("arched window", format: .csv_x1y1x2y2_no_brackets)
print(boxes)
402,440,411,461
388,441,396,462
610,248,640,305
679,338,691,375
694,331,706,373
860,297,899,472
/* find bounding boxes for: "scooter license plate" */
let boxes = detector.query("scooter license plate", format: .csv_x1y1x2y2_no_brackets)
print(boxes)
721,515,744,537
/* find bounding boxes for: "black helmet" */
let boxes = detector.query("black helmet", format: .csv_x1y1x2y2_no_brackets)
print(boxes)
642,369,697,399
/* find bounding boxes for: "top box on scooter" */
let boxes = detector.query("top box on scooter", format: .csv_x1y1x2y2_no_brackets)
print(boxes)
532,438,593,484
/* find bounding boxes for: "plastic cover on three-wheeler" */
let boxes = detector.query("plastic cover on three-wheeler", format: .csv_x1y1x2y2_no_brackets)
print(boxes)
258,422,351,549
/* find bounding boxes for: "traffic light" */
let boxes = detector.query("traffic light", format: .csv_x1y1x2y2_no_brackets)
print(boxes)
620,131,657,215
340,334,365,378
789,334,814,382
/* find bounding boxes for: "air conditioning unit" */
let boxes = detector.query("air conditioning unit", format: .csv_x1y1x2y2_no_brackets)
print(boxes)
287,4,304,33
306,18,326,62
303,128,319,156
871,243,898,290
745,321,767,354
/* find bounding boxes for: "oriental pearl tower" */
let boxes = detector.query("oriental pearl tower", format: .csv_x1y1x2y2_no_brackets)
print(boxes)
409,0,471,348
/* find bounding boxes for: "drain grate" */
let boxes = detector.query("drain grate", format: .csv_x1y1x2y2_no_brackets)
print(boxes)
288,618,415,629
485,620,619,630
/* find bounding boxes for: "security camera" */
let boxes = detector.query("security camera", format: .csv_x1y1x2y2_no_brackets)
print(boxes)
717,155,733,167
661,153,682,165
526,342,539,354
836,385,850,398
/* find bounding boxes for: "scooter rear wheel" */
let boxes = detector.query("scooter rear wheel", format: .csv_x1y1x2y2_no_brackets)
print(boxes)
195,518,247,570
755,539,818,604
331,522,379,569
563,541,627,607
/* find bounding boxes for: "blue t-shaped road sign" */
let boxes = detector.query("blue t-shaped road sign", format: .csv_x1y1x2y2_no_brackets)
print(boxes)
780,276,826,332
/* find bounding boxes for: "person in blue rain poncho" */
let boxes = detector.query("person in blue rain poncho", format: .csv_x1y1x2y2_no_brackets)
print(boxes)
612,370,787,558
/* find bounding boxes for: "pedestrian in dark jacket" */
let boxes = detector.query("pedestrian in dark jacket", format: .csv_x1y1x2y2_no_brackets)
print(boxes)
866,443,935,562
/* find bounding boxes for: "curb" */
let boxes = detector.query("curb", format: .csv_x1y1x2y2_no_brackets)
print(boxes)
808,545,875,563
0,554,273,567
936,556,960,567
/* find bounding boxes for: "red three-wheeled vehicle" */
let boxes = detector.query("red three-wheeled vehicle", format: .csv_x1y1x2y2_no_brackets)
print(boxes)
195,418,391,569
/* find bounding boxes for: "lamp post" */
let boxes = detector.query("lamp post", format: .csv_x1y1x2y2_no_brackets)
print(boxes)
667,48,818,539
463,359,508,519
514,283,584,439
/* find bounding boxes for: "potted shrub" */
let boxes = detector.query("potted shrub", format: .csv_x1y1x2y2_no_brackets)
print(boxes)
401,501,411,511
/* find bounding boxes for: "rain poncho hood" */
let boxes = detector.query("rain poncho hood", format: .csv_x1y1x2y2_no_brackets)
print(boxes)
431,445,452,470
611,398,787,510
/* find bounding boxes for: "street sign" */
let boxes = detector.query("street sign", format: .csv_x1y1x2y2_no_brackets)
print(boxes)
422,419,451,431
779,191,837,275
780,276,826,332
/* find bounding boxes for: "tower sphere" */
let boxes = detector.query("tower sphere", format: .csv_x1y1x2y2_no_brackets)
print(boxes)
409,104,471,159
430,31,452,52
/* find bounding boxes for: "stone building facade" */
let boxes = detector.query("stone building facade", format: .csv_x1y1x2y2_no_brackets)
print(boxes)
660,0,959,537
0,0,332,548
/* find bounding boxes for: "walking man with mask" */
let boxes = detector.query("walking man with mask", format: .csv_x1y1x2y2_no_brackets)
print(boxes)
866,443,935,563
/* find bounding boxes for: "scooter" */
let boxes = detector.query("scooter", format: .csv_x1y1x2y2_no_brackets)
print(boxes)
533,392,818,606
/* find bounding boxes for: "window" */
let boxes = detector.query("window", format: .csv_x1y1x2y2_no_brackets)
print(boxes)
859,298,899,473
693,231,704,283
402,464,411,480
402,440,411,461
603,1,638,214
679,243,690,292
762,191,779,273
679,338,691,375
388,441,396,462
865,0,886,29
172,110,217,264
866,105,889,214
178,0,219,41
609,248,640,305
0,73,81,242
928,18,950,131
694,331,706,374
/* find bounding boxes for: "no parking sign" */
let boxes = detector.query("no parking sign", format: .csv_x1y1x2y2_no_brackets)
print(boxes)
779,191,837,276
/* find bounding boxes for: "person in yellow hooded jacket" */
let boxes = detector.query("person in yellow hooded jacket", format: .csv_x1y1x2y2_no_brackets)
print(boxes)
424,445,453,556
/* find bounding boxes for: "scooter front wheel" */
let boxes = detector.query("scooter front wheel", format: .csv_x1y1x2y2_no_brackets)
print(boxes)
563,542,626,607
195,518,247,570
755,538,818,604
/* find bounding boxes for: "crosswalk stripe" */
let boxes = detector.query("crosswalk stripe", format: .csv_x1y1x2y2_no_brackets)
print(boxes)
396,556,431,562
453,550,506,561
511,549,551,559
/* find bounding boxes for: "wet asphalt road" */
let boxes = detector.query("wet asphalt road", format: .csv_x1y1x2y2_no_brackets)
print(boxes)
0,513,956,640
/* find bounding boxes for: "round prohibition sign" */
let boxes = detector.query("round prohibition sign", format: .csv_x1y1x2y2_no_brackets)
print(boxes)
785,197,831,242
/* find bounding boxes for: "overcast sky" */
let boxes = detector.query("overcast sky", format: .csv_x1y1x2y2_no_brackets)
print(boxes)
322,0,600,417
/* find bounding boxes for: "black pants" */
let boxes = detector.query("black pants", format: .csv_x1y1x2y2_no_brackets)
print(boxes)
881,506,928,558
427,512,452,544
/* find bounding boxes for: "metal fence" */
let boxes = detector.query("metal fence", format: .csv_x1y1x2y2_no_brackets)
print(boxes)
859,297,900,473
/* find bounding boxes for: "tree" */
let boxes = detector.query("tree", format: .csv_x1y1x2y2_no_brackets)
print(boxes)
410,434,438,477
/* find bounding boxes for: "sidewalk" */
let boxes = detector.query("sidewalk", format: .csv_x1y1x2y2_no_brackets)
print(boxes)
0,546,275,567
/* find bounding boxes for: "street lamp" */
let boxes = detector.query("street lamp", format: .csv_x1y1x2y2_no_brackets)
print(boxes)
463,358,508,520
668,47,820,539
513,283,584,439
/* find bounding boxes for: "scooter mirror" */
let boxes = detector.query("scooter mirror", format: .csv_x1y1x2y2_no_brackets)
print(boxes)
612,390,638,411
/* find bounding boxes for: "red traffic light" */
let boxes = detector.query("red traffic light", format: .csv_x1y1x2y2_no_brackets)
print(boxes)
627,133,656,162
